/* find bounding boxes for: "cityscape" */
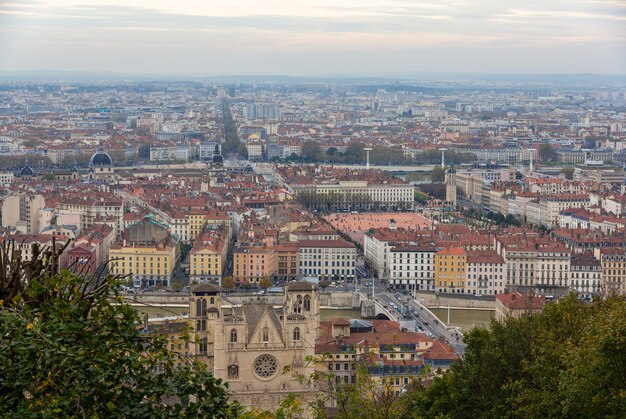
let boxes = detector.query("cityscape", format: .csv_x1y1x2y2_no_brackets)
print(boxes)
1,0,625,418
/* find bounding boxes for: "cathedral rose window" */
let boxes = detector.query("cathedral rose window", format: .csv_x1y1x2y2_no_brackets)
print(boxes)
254,354,278,378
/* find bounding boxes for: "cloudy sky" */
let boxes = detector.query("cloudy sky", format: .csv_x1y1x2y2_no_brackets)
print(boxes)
0,0,625,76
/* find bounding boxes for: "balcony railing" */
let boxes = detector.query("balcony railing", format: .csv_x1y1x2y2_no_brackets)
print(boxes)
226,342,304,351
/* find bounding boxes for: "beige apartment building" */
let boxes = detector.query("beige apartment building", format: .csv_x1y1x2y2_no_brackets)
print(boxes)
465,250,506,296
595,247,626,295
57,197,124,236
109,217,180,287
1,193,46,234
189,226,231,283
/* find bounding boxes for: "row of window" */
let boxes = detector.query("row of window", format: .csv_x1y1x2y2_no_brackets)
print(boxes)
300,248,355,254
392,254,434,259
301,269,353,276
301,261,354,267
393,272,433,278
229,327,301,343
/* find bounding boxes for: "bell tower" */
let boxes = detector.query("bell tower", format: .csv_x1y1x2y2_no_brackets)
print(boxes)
189,283,221,369
445,164,457,207
285,282,318,317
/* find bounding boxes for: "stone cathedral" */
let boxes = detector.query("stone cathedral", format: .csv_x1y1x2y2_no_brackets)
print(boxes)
188,282,319,412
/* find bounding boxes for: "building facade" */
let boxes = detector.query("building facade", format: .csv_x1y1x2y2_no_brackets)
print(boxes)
465,250,505,296
298,239,356,281
213,282,319,412
389,245,437,292
1,193,46,234
434,247,467,294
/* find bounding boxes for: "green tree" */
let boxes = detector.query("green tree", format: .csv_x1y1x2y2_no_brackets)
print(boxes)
405,172,428,184
301,141,323,162
286,353,420,419
221,99,244,158
0,240,240,417
415,294,626,418
561,166,575,180
180,242,193,261
430,166,445,183
325,147,341,163
539,143,557,162
171,279,183,291
344,142,365,164
237,142,249,159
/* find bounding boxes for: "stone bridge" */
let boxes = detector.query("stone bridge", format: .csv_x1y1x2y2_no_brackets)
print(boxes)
119,292,189,307
358,293,399,320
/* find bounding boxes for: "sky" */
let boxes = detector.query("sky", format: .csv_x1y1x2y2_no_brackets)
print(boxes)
0,0,625,76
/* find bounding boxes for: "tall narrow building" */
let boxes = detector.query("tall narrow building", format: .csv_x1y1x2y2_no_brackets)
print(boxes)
445,164,457,206
189,283,221,370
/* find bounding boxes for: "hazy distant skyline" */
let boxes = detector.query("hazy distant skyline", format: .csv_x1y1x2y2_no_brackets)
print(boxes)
1,0,625,76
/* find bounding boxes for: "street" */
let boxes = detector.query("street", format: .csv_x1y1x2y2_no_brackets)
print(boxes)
357,279,467,356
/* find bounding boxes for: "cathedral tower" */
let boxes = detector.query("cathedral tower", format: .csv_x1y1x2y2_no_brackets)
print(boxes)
445,164,457,206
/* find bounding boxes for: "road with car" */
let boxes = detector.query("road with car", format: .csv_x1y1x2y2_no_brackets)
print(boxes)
356,280,467,355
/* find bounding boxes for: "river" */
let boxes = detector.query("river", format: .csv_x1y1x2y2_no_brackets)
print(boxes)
135,306,491,332
430,308,493,331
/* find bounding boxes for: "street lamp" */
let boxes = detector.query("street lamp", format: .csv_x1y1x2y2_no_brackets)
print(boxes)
364,147,373,169
438,148,447,168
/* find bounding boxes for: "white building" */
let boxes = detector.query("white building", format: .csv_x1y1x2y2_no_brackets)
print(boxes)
500,242,571,294
526,195,591,227
0,172,14,186
292,181,414,211
57,197,124,236
465,250,505,296
298,239,356,281
389,245,437,291
570,253,602,298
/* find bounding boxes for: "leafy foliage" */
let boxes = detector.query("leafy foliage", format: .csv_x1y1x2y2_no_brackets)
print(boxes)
221,99,244,158
539,143,557,162
221,276,235,291
561,166,575,180
414,295,626,418
301,141,324,162
270,141,476,167
430,166,445,183
280,353,428,419
259,276,272,289
0,240,240,417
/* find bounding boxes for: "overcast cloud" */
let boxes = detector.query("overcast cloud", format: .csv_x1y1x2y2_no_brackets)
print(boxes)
0,0,624,75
